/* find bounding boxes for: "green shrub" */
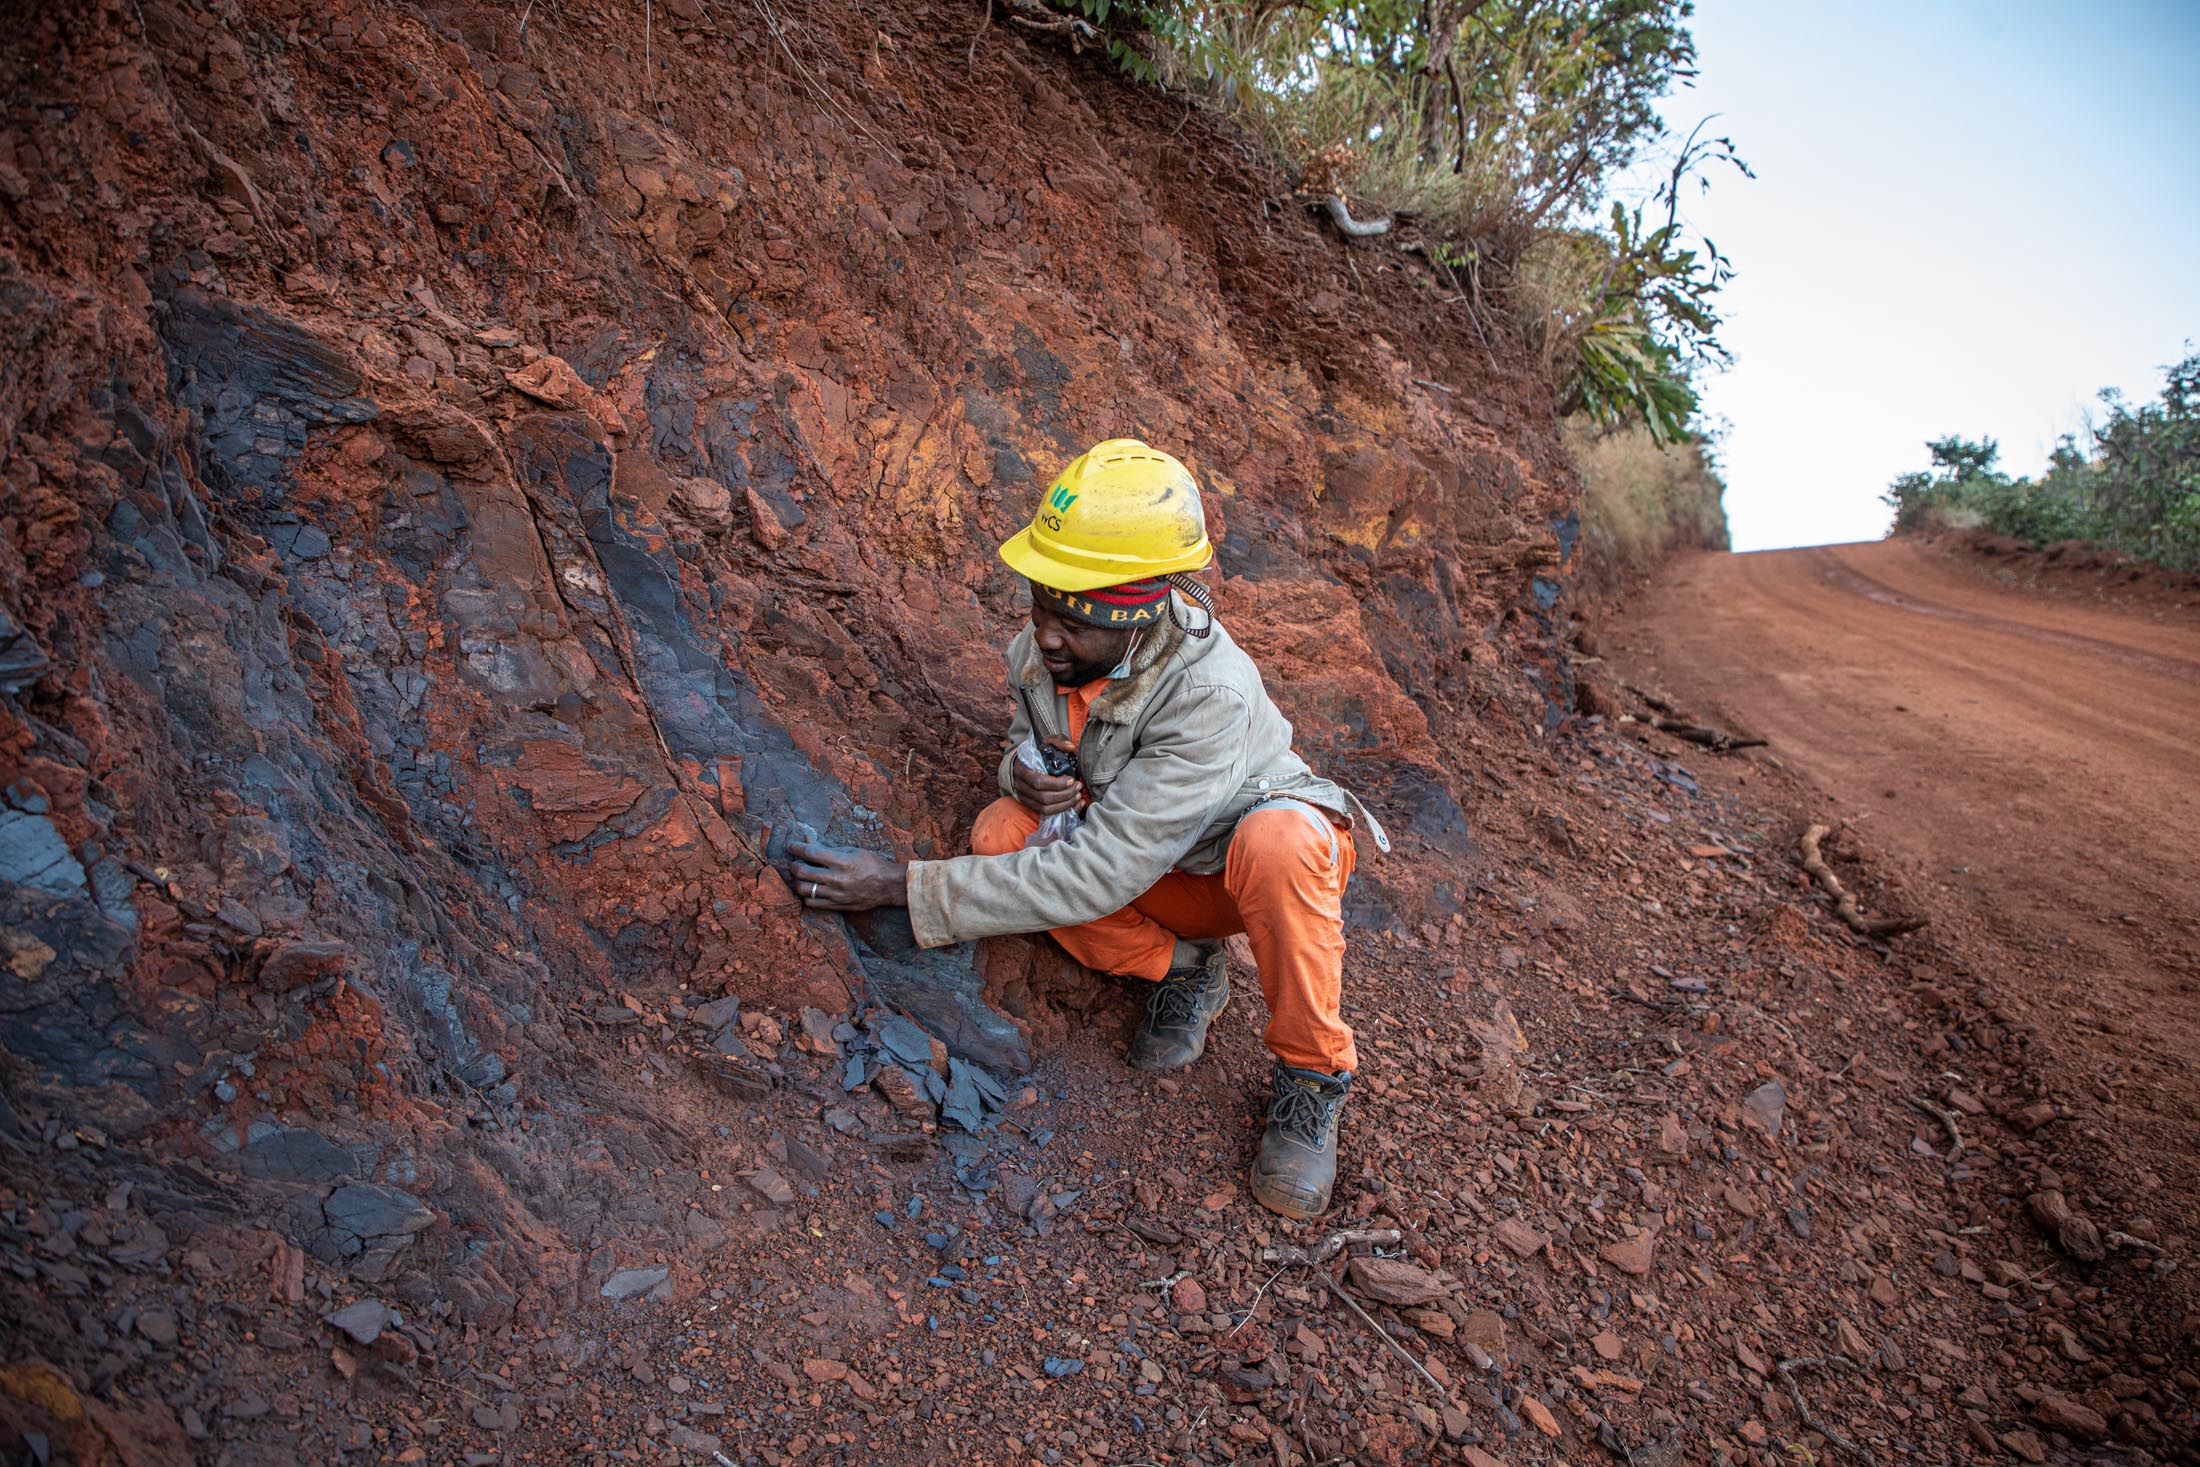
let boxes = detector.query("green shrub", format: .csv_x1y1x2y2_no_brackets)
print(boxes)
1884,352,2200,572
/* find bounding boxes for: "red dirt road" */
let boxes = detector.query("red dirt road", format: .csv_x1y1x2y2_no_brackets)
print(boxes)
1622,536,2200,1068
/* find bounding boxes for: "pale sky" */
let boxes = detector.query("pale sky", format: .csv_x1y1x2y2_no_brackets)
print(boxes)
1632,0,2200,551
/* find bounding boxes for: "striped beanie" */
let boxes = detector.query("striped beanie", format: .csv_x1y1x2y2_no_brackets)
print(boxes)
1036,573,1216,637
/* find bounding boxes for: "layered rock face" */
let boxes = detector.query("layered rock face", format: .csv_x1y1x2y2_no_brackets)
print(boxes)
0,0,1569,1321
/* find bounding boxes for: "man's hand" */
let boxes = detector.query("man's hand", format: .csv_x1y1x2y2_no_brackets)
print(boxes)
1012,735,1084,818
788,842,908,912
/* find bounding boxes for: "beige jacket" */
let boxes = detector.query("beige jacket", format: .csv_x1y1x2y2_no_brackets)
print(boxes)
905,597,1387,949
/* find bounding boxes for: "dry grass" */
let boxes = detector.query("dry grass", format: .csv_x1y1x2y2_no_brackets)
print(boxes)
1567,418,1729,591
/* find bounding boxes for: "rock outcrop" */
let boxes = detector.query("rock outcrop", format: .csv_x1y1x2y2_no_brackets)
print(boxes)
0,0,1569,1334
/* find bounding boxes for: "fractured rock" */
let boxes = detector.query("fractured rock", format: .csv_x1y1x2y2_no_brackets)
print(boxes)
328,1300,392,1345
240,1124,364,1183
1599,1232,1655,1277
319,1184,434,1249
2031,1394,2107,1441
0,809,87,897
600,1265,672,1301
1741,1079,1786,1139
1492,1218,1547,1258
745,1167,795,1207
1346,1256,1449,1307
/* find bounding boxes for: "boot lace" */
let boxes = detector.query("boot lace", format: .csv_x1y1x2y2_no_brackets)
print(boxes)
1266,1081,1337,1146
1145,975,1206,1029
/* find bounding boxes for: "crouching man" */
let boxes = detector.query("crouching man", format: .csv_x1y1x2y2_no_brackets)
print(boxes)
791,439,1386,1218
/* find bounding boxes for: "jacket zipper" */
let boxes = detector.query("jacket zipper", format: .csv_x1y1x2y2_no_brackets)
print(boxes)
1021,680,1098,784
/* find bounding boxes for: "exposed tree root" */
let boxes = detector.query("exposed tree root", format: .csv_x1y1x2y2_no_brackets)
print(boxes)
1004,0,1099,47
1800,824,1929,938
1320,195,1393,238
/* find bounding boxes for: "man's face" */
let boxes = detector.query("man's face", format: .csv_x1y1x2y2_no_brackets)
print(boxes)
1028,581,1138,688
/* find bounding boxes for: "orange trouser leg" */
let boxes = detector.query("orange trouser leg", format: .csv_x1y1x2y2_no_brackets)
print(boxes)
1223,804,1358,1075
969,797,1358,1074
970,798,1186,981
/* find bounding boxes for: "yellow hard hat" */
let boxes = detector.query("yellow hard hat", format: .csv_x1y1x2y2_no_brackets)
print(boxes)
998,438,1213,593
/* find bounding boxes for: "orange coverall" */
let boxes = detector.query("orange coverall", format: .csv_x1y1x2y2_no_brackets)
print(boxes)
969,681,1359,1075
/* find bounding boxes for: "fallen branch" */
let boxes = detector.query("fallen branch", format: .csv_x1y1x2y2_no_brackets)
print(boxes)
1905,1096,1963,1162
1776,1356,1875,1464
1620,685,1764,751
1800,824,1928,938
1256,1229,1448,1399
1649,715,1766,752
1320,195,1392,238
1258,1227,1400,1269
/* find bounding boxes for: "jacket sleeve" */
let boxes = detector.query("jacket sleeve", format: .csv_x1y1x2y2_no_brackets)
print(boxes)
996,686,1032,802
907,683,1253,948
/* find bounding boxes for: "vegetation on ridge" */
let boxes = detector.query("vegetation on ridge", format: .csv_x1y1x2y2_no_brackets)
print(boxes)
1883,350,2200,572
1046,0,1739,580
1056,0,1742,446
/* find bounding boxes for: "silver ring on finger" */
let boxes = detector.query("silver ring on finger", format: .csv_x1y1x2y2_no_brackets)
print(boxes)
808,881,818,900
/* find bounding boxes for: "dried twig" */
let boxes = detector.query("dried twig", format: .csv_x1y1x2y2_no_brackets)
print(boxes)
1225,1262,1289,1340
2104,1229,2164,1255
1256,1229,1446,1400
1800,824,1928,938
967,0,990,67
1776,1356,1875,1464
1320,1272,1448,1399
744,0,896,158
1004,0,1100,46
1905,1096,1963,1161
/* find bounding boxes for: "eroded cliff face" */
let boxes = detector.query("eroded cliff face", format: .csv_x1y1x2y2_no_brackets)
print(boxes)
0,0,1569,1331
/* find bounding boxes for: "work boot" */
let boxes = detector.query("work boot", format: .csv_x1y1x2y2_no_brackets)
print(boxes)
1127,943,1229,1071
1250,1062,1352,1220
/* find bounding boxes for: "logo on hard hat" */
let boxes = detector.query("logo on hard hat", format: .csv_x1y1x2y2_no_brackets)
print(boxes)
1040,481,1078,532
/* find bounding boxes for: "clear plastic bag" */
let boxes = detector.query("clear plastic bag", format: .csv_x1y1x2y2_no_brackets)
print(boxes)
1015,737,1083,848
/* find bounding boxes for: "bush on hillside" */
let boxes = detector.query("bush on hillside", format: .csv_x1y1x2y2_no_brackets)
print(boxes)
1883,351,2200,572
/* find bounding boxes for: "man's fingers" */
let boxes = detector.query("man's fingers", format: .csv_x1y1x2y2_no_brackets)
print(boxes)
790,861,842,899
787,841,834,866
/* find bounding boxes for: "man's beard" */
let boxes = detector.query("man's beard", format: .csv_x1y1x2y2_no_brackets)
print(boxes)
1050,653,1122,688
